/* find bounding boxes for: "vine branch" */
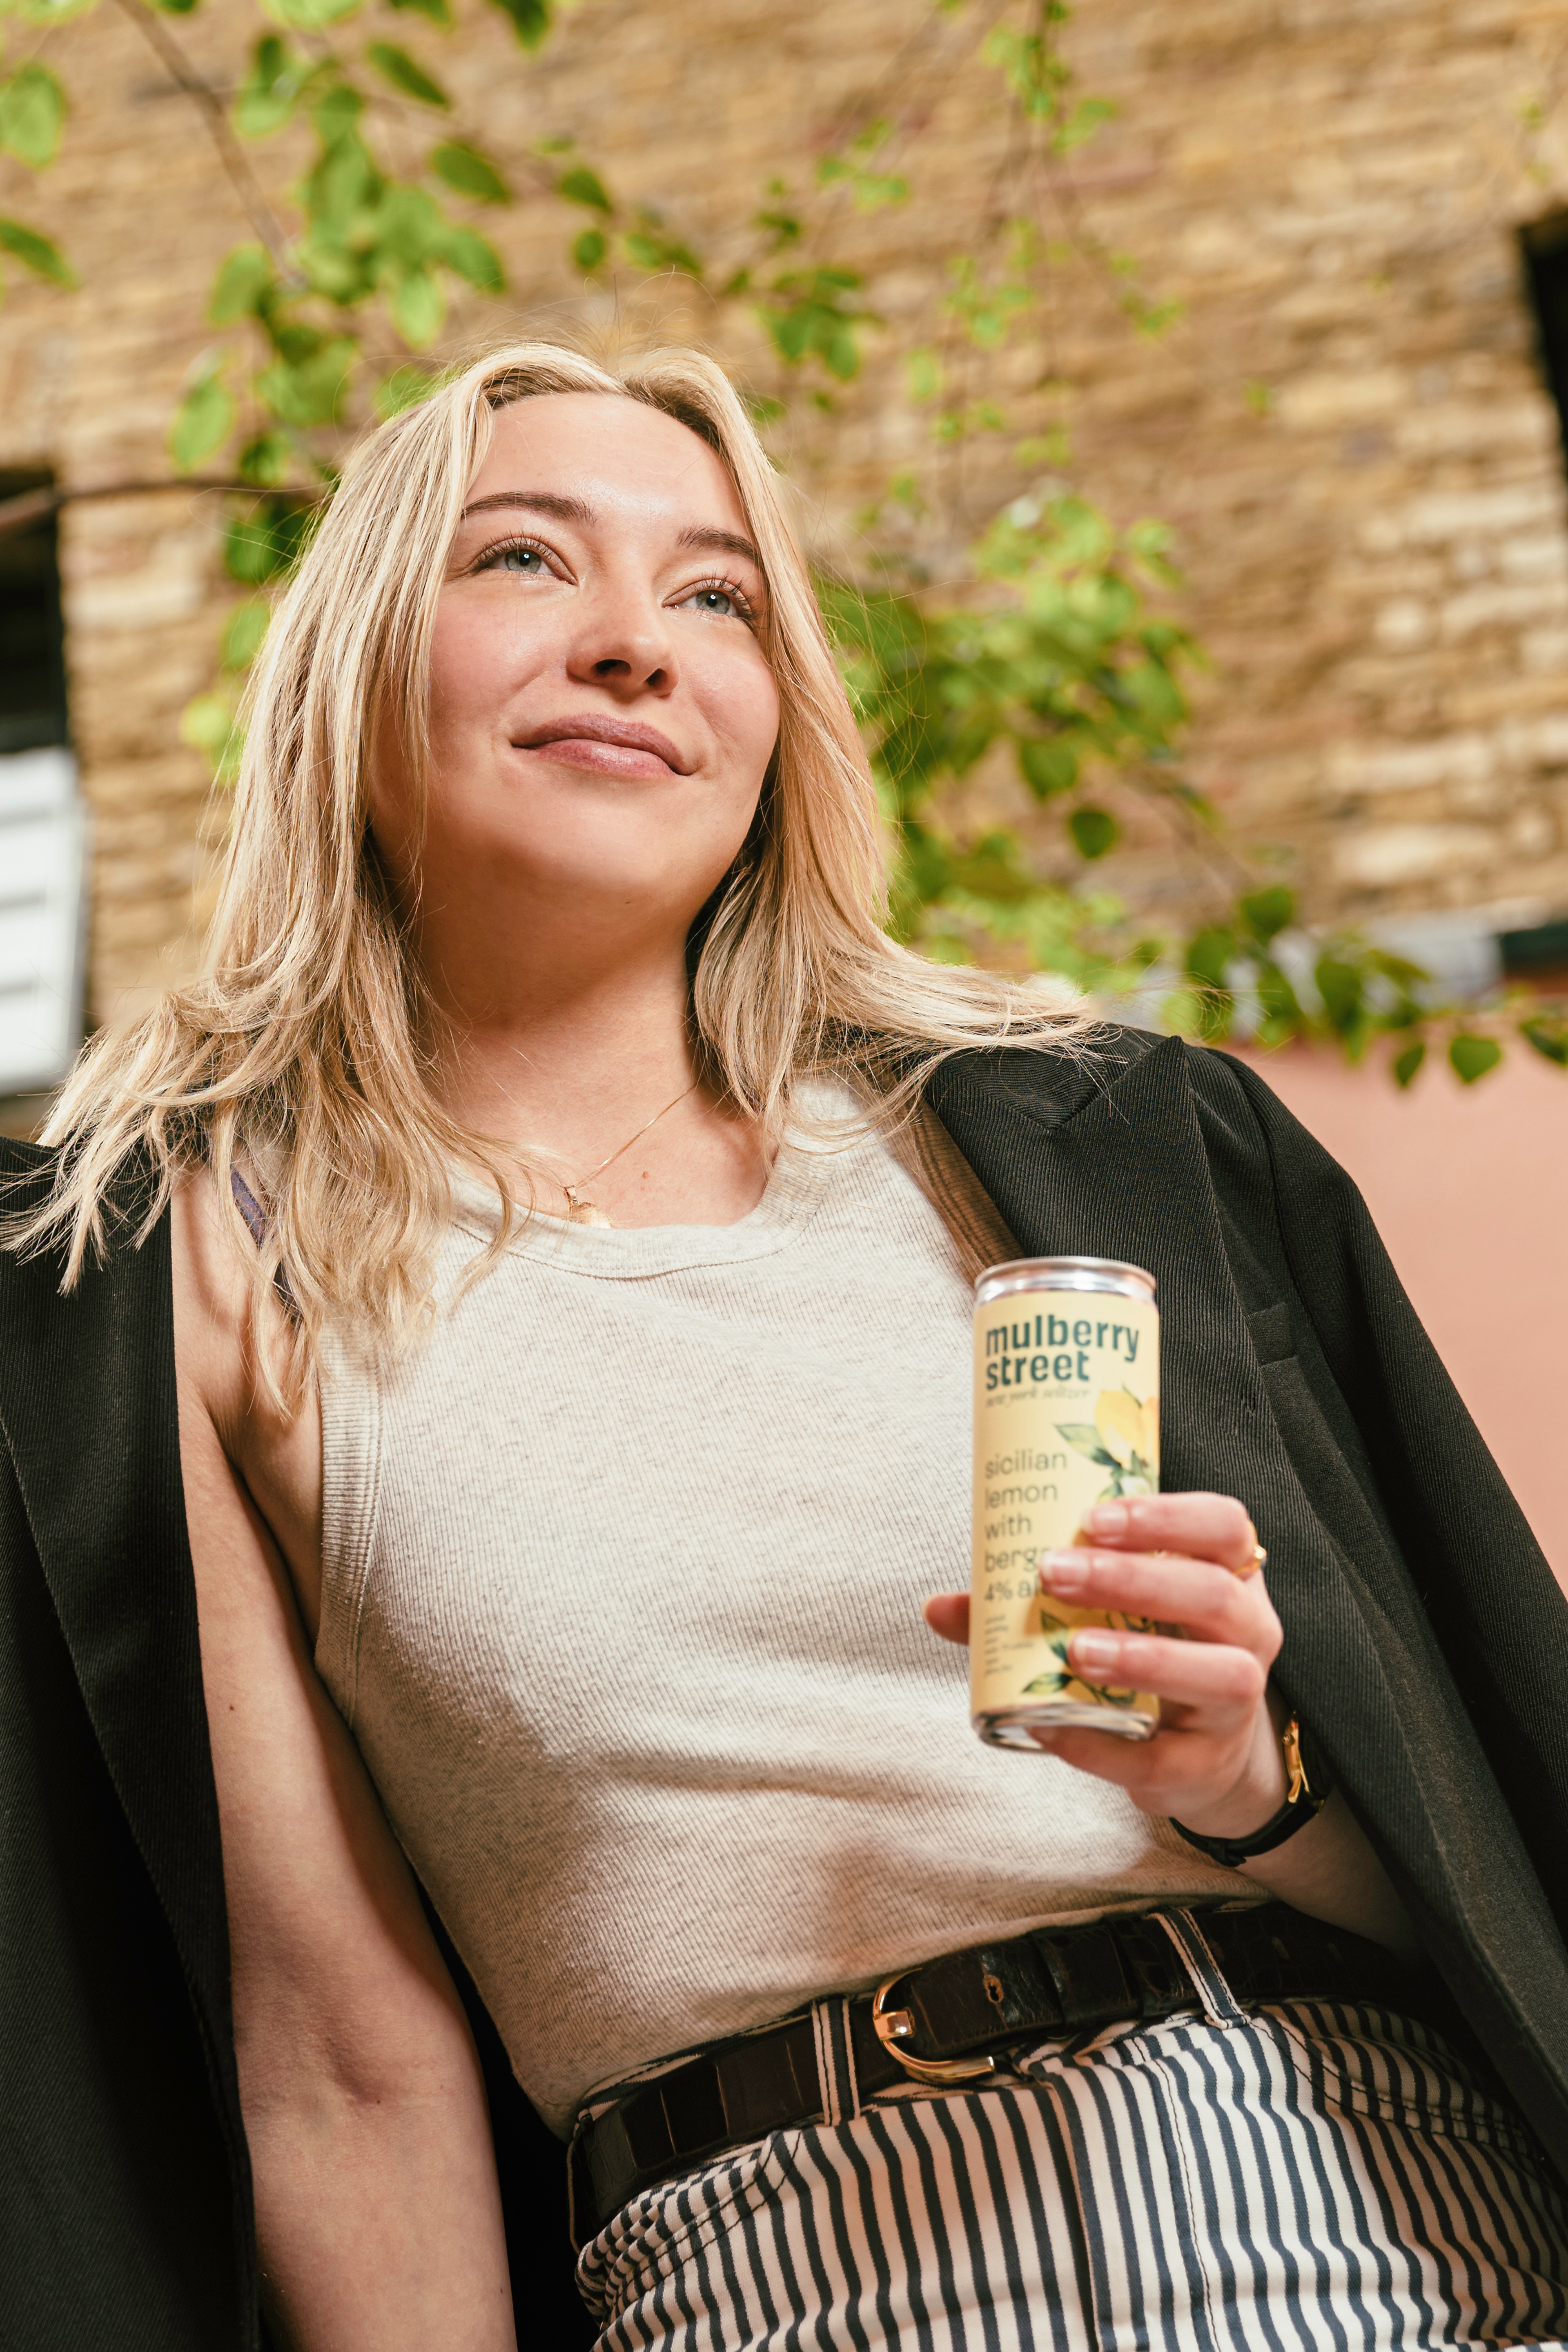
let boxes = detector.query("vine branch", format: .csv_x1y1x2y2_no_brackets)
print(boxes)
0,478,323,541
109,0,296,276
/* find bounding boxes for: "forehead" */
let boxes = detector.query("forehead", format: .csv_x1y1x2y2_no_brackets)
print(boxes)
466,392,750,537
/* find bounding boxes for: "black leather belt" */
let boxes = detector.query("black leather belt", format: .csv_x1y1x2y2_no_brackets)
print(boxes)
571,1903,1463,2238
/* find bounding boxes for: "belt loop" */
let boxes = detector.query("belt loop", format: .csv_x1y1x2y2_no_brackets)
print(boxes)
1156,1909,1248,2029
811,1996,861,2125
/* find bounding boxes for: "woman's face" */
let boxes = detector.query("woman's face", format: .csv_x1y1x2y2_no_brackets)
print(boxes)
372,392,781,964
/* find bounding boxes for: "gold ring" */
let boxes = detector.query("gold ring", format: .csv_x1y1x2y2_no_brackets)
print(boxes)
1237,1519,1267,1579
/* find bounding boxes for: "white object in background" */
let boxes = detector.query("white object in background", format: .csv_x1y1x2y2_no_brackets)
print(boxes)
1369,907,1508,1002
0,746,87,1094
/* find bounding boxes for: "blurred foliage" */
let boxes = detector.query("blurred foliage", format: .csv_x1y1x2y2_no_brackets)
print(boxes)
3,0,1562,1080
822,497,1196,955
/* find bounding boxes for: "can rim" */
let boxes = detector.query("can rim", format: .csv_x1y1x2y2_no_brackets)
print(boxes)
973,1253,1156,1304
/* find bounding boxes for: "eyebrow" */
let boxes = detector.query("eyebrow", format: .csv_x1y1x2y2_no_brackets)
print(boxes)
459,491,764,574
675,524,764,571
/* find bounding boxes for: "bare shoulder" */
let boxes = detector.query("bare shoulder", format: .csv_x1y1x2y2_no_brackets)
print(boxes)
171,1167,325,1641
170,1165,255,1429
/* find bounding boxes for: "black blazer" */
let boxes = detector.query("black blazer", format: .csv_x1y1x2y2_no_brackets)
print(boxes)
4,1031,1567,2350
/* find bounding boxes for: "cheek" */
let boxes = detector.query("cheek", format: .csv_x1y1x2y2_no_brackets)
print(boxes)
426,592,550,744
699,636,781,787
426,601,494,740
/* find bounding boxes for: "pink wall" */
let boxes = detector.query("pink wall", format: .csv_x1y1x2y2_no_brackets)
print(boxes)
1232,1043,1568,1589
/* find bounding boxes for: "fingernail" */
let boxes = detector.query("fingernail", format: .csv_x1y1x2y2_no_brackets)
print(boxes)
1039,1548,1089,1593
1069,1629,1118,1670
1085,1502,1130,1538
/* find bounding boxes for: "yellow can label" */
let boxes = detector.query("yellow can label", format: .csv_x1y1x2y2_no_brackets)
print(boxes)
970,1288,1160,1729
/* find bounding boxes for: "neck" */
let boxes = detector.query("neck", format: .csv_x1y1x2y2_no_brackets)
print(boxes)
407,889,771,1229
422,947,698,1166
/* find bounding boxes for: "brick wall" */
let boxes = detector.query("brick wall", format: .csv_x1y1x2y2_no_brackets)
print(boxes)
4,0,1568,1025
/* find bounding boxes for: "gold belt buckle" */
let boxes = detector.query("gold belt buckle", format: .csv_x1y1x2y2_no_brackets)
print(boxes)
872,1975,997,2085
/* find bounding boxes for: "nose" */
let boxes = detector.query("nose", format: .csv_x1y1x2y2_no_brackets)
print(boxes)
565,574,679,699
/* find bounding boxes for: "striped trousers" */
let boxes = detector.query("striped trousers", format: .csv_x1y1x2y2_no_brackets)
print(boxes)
577,1941,1568,2350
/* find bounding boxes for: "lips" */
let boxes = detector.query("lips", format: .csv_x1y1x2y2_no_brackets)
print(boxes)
515,713,691,775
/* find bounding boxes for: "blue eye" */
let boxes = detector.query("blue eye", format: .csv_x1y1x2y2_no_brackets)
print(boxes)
685,586,740,617
497,544,545,574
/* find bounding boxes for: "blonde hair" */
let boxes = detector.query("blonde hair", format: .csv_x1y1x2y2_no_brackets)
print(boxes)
15,341,1091,1361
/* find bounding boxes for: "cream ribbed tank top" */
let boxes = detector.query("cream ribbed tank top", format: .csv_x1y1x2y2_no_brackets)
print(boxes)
316,1089,1256,2136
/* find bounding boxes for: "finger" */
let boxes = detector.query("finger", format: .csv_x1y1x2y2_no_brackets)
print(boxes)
1028,1722,1189,1793
1063,1626,1266,1725
1029,1721,1263,1818
923,1592,970,1646
1039,1546,1281,1664
1079,1493,1258,1575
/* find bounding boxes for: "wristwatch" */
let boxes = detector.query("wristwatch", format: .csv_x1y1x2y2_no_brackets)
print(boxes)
1169,1715,1333,1870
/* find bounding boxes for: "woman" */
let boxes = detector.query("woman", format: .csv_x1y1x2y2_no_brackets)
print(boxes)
5,341,1568,2352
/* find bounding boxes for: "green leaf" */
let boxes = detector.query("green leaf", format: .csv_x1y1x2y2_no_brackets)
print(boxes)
256,340,355,426
238,430,293,487
1392,1040,1425,1088
761,267,874,378
1054,95,1116,155
367,42,450,107
298,238,368,303
312,81,365,147
180,690,244,784
824,323,859,380
1520,1017,1568,1067
374,363,434,419
148,0,200,13
1315,954,1363,1036
1238,884,1293,943
220,595,271,671
365,181,443,267
430,138,509,203
624,225,703,277
169,370,236,471
0,217,75,285
557,164,611,212
1186,926,1236,989
1069,806,1118,859
437,224,503,293
486,0,551,45
1018,738,1076,797
1448,1033,1502,1085
390,263,444,346
233,36,311,137
906,346,940,403
263,0,363,28
388,0,451,20
572,225,606,270
209,243,273,324
0,64,66,169
223,499,314,586
755,208,800,253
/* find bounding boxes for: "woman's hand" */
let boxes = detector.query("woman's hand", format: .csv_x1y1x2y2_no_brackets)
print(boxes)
925,1491,1291,1838
926,1488,1422,1956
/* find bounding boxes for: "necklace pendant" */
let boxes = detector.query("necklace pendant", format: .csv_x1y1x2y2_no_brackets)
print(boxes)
563,1185,613,1229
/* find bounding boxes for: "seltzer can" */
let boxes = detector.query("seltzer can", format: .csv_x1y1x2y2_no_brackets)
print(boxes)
971,1255,1161,1751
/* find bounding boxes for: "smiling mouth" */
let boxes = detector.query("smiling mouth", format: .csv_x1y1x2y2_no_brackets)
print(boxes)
515,715,691,775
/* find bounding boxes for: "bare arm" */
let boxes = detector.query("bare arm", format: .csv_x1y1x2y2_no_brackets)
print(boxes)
173,1180,516,2351
925,1491,1419,1959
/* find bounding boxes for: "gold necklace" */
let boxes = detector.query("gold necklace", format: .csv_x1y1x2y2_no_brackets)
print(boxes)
559,1080,699,1226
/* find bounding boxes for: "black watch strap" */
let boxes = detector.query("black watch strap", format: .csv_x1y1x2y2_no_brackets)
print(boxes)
1169,1716,1333,1870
